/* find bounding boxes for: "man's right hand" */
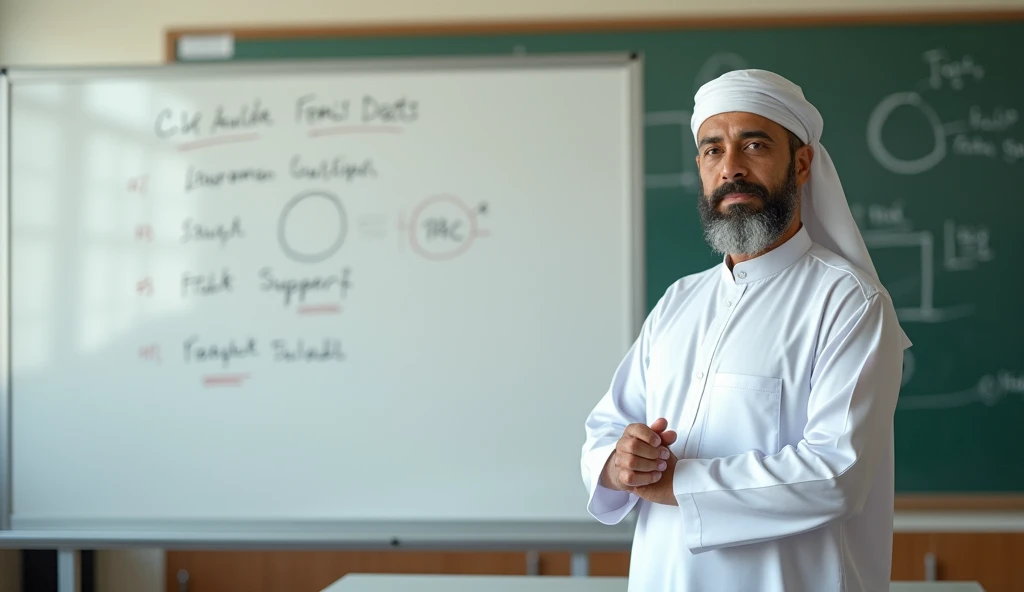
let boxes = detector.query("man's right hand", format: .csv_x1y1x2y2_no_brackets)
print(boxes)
600,418,678,491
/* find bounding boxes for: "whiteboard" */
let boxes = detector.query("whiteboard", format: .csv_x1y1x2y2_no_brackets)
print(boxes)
1,55,643,532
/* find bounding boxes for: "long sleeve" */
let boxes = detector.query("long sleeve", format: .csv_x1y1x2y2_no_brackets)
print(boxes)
580,300,662,525
672,292,906,554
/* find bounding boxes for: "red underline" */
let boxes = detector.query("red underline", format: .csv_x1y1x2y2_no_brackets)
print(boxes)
308,125,404,137
298,304,342,315
203,373,250,387
178,133,260,151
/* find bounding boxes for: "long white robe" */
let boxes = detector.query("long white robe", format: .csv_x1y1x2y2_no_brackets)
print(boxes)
581,226,907,592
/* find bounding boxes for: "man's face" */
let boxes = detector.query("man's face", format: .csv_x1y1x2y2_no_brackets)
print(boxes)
695,112,811,256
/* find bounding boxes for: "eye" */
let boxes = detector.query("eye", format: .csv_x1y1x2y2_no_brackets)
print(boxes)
704,147,721,156
746,141,763,150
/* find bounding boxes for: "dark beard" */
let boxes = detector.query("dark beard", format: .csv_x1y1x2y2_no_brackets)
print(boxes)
697,160,800,256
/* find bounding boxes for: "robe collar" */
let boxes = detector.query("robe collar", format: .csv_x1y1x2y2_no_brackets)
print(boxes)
720,225,813,286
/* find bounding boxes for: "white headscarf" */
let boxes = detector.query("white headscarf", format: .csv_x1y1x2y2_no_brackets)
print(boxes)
691,69,911,348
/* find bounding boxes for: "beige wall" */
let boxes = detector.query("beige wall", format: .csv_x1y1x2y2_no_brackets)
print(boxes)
1,0,1024,66
1,0,1022,591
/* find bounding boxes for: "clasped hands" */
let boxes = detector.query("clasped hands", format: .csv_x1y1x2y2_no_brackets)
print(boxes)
600,418,679,506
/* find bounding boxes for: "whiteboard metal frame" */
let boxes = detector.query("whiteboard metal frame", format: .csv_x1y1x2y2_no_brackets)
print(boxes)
0,51,641,83
0,69,11,533
0,53,647,551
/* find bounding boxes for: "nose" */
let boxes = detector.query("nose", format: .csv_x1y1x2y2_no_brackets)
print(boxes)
719,151,749,182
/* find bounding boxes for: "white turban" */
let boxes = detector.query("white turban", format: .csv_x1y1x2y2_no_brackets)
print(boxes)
691,69,911,348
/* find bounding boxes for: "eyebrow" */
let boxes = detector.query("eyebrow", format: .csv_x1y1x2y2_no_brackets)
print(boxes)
698,129,775,148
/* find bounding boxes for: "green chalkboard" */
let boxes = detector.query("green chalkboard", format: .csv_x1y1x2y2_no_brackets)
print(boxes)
174,15,1024,497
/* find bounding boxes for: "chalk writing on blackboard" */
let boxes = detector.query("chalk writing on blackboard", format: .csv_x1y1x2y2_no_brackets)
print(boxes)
695,52,748,94
866,92,946,175
898,370,1024,410
869,51,1021,174
1005,139,1024,164
851,201,911,232
860,226,976,323
944,220,994,271
969,106,1018,132
922,49,985,91
644,111,699,191
867,94,1022,174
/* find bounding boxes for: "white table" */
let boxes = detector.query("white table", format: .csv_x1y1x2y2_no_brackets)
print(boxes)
324,574,986,591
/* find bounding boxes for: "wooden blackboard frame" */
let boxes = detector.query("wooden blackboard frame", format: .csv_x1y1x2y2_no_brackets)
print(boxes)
164,9,1024,62
163,8,1024,513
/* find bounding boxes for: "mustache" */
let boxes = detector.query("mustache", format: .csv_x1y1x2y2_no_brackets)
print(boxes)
708,179,770,207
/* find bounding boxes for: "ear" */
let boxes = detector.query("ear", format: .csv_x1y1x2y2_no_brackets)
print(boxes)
794,144,814,185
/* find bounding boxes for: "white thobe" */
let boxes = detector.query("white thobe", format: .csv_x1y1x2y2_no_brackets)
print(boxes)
581,226,907,592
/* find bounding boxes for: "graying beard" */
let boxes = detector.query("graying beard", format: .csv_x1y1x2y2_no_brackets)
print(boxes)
703,212,787,256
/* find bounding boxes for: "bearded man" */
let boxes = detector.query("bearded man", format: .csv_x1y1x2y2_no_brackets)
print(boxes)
580,69,912,592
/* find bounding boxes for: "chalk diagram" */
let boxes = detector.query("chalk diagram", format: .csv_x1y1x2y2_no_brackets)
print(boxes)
866,91,966,175
865,51,1017,411
897,370,1024,411
278,190,348,264
643,53,750,192
857,227,976,324
695,52,748,93
859,62,1005,323
404,194,489,261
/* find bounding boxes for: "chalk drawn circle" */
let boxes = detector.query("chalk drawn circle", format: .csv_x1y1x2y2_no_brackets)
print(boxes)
867,92,946,175
278,190,348,264
408,194,478,261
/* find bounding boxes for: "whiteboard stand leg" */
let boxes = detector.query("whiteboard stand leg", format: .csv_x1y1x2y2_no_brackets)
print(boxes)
57,549,81,592
924,552,937,581
525,550,540,575
570,552,589,577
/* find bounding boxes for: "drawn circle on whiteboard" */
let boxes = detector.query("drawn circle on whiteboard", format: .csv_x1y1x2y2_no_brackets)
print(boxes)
866,92,946,175
408,194,478,261
695,52,748,92
278,190,348,264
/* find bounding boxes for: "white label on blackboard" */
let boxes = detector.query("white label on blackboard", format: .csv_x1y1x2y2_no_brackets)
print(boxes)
177,34,235,61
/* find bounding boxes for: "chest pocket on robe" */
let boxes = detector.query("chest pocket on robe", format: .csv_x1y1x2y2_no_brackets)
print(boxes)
697,372,782,459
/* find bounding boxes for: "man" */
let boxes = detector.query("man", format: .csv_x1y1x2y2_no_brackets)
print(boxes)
580,69,912,591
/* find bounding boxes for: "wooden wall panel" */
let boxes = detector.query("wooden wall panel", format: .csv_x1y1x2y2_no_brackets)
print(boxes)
167,550,582,592
168,534,1024,592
